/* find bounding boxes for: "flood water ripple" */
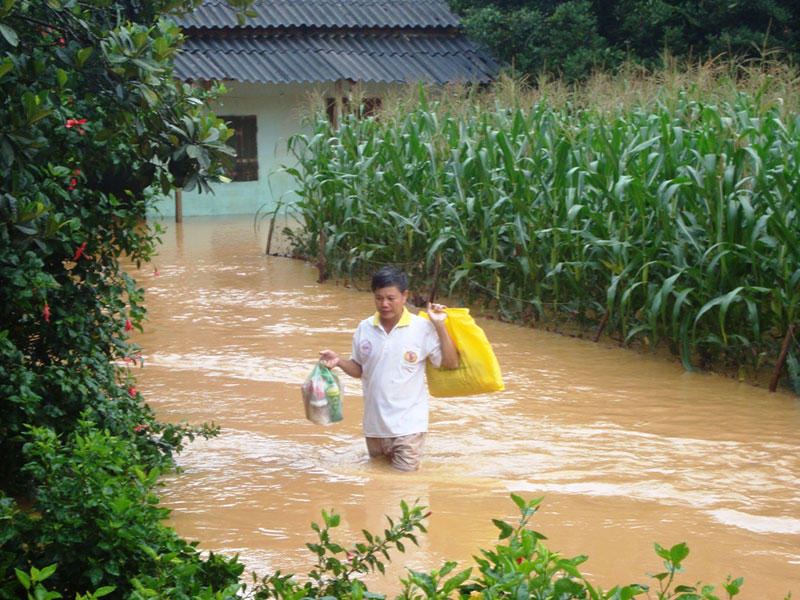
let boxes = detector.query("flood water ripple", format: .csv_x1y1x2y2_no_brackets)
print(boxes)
133,217,799,598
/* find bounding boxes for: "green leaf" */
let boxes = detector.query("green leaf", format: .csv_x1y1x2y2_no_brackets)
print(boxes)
442,568,472,595
76,47,93,67
0,57,13,80
14,224,37,235
669,542,690,565
185,144,201,159
0,23,18,46
140,86,159,107
723,576,743,596
653,542,670,560
27,108,53,126
492,519,513,540
38,564,57,580
14,568,30,590
56,68,68,88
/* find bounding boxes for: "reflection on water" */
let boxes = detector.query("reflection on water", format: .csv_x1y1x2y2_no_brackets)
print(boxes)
133,216,800,598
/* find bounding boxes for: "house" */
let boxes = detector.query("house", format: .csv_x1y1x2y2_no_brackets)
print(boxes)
152,0,499,217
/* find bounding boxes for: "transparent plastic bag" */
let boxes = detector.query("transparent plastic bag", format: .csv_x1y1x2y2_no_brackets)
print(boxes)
301,362,344,425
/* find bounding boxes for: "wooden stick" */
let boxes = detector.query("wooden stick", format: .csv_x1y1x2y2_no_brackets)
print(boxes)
174,188,182,223
769,322,796,392
265,215,276,255
317,230,328,283
594,308,610,343
429,253,441,304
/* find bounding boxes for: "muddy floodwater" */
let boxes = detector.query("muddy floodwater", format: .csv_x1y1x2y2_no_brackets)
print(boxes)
133,216,799,598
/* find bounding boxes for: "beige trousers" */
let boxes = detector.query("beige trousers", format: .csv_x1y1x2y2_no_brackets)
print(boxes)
365,432,427,471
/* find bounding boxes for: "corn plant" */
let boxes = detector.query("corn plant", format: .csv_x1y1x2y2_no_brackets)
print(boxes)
277,81,800,393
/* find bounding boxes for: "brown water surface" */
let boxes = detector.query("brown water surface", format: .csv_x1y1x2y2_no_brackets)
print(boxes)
133,216,799,598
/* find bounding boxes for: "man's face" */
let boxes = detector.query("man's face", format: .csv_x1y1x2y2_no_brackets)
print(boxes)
373,285,408,324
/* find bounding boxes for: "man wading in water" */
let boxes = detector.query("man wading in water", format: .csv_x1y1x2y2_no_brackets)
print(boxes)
320,266,459,471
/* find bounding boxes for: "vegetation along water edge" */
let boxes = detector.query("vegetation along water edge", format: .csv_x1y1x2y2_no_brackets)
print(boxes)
271,66,800,396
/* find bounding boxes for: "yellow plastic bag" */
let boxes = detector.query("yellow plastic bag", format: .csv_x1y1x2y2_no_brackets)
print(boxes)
421,307,504,398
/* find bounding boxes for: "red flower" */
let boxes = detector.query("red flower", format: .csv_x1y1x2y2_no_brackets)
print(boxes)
73,242,87,261
516,557,523,565
124,357,133,364
154,268,160,276
68,177,77,191
64,118,87,135
74,169,81,176
125,318,132,332
133,424,148,433
43,303,51,323
58,38,65,45
128,387,137,398
346,552,354,560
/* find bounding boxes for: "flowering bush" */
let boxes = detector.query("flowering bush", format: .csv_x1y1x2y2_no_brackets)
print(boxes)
0,0,253,596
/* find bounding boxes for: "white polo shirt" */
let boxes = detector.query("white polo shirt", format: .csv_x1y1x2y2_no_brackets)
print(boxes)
351,307,442,437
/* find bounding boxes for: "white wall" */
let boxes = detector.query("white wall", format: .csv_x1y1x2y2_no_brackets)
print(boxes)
149,80,401,218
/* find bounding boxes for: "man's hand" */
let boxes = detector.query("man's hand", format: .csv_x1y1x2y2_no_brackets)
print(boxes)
426,303,459,369
426,302,448,322
319,349,340,369
319,350,363,379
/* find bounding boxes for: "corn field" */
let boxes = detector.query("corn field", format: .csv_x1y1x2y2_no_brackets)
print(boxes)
274,81,800,393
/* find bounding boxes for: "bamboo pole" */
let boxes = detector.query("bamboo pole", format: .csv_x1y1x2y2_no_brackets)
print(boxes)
769,322,796,392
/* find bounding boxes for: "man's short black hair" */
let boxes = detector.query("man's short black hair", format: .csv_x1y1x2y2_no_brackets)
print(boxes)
371,266,408,293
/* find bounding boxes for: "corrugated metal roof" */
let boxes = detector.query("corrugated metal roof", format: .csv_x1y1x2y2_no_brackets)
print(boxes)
174,32,498,84
177,0,461,30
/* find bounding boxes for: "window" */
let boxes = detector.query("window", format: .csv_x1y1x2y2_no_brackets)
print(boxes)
222,115,258,181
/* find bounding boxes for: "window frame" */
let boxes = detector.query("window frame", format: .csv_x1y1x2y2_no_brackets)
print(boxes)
221,115,259,182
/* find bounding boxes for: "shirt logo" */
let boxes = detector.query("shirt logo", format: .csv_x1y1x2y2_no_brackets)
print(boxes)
360,340,372,356
403,351,418,364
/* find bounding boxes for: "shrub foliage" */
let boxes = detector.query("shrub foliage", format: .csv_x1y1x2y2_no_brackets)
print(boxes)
249,496,749,600
448,0,800,80
0,0,251,596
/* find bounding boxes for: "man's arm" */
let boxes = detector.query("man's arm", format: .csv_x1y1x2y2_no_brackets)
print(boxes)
427,303,459,369
320,349,363,379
